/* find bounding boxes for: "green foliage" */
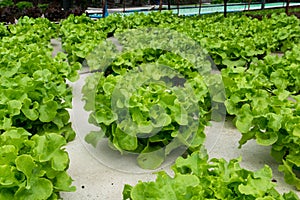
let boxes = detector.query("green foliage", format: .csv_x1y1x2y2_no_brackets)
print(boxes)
82,34,214,169
9,16,59,40
0,128,75,199
16,1,33,10
123,150,300,200
62,11,300,70
0,17,79,141
181,13,300,68
0,0,13,7
38,3,48,12
59,14,107,64
59,12,178,65
0,23,9,38
0,17,76,198
222,44,300,190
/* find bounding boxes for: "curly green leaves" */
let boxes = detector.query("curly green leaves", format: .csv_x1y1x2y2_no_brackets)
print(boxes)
80,28,226,171
0,128,75,199
123,151,299,200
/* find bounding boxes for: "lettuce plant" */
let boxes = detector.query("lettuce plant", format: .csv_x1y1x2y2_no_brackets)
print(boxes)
123,149,300,200
0,128,75,199
0,16,77,198
222,44,300,190
81,28,225,169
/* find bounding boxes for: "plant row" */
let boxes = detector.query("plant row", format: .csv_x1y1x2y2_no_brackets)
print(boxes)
0,17,79,199
60,12,300,69
124,148,299,199
222,44,300,190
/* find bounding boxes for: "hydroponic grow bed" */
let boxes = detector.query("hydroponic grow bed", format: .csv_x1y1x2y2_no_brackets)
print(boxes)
1,10,300,200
